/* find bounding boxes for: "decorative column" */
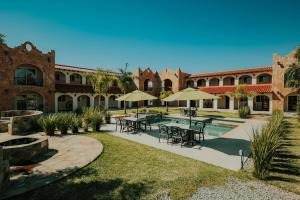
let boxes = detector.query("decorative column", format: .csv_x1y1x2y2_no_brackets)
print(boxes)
219,78,223,86
199,99,203,109
248,96,254,113
129,101,132,108
82,76,87,85
117,99,121,108
206,79,210,87
72,94,78,111
234,77,239,85
252,76,257,84
213,99,218,110
90,95,94,108
66,74,70,84
187,100,190,108
55,93,59,112
229,97,235,112
105,96,109,109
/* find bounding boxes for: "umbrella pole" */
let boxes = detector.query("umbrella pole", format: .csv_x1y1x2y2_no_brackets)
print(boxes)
137,101,139,118
189,103,192,127
166,102,169,112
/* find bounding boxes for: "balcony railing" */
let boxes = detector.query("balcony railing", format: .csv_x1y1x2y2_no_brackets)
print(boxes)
15,77,43,86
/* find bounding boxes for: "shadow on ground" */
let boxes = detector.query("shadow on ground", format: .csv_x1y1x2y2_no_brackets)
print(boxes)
8,166,154,200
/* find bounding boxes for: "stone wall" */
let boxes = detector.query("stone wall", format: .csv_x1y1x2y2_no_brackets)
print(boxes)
0,146,10,193
1,110,42,135
0,42,55,112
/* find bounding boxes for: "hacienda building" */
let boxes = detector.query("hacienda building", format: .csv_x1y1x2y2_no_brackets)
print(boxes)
0,41,299,115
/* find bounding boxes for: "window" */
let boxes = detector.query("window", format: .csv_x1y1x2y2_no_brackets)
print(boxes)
209,78,219,86
257,74,272,84
15,66,43,86
16,93,43,110
239,76,252,84
163,79,172,91
197,79,206,87
144,79,153,91
186,80,194,88
70,73,82,84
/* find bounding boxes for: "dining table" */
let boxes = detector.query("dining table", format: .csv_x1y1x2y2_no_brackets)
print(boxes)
123,116,146,133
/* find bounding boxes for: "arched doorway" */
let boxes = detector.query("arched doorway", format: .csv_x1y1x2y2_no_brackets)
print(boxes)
16,92,43,110
163,79,172,91
109,95,118,108
58,95,73,111
78,95,90,109
186,80,194,88
197,79,206,87
217,96,230,109
254,95,270,111
239,75,252,85
223,77,235,86
234,97,248,110
94,95,105,108
209,78,220,86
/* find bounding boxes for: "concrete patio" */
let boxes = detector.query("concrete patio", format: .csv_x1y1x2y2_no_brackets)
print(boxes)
103,116,267,171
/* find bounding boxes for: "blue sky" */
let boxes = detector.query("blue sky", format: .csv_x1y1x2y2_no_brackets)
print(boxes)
1,0,299,73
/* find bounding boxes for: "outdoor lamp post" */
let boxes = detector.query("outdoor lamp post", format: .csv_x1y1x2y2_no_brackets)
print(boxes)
239,149,244,170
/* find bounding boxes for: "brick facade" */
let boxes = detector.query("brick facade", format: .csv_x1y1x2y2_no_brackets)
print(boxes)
0,42,55,112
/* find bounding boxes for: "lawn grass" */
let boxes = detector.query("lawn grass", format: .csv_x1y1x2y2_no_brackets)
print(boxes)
15,133,248,200
267,118,300,194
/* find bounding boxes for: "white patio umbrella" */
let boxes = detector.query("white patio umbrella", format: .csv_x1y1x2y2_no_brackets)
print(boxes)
116,90,157,118
163,88,219,126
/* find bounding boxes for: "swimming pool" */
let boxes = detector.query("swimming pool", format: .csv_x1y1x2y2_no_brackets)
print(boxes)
156,117,236,137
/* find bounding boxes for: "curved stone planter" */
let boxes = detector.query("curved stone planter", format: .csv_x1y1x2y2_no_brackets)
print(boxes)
0,110,43,135
1,135,103,199
0,137,49,165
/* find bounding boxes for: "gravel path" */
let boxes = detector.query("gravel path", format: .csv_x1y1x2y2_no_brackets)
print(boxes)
189,178,300,200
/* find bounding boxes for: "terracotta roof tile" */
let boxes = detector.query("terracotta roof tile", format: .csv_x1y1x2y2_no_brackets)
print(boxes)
199,84,272,94
190,66,272,78
55,64,121,75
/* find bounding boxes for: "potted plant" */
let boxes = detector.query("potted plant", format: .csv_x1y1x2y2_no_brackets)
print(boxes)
38,114,57,136
91,112,103,132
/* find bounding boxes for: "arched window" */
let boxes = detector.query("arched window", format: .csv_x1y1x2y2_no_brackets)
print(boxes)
109,95,118,108
77,95,90,108
186,80,194,88
197,79,206,87
144,79,153,91
55,71,66,83
16,92,43,110
70,73,82,84
223,77,235,86
257,74,272,84
163,79,172,91
254,95,270,111
58,95,73,111
15,65,43,86
209,78,219,86
239,75,252,84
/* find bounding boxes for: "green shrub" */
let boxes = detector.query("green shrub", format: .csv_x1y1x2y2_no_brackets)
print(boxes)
56,113,71,135
90,112,103,132
251,110,284,179
238,106,250,118
82,107,94,132
70,114,82,133
38,114,57,136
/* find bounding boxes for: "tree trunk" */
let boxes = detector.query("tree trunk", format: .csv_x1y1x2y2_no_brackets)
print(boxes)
123,92,127,114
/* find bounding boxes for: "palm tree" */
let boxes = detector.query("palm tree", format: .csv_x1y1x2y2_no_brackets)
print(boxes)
88,68,117,110
117,63,135,114
0,33,5,44
285,47,300,118
228,84,255,109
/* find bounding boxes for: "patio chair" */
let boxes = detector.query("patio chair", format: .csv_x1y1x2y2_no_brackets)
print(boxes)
120,119,133,133
193,121,206,142
158,124,172,143
140,116,152,131
170,126,187,147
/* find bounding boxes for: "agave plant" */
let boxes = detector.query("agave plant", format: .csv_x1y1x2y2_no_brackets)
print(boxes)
82,107,94,132
70,114,82,133
56,113,71,135
90,111,103,132
250,110,284,179
38,114,57,136
238,106,250,118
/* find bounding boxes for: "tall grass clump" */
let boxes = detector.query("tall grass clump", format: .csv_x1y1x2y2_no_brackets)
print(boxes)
70,114,82,133
238,106,250,118
91,111,103,132
56,113,72,135
82,107,94,132
38,114,57,136
250,109,285,179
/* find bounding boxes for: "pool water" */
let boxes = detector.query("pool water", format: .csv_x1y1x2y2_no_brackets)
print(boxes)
156,117,236,137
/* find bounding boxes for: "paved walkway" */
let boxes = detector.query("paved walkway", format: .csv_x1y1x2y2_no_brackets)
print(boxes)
0,134,103,199
103,117,267,171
